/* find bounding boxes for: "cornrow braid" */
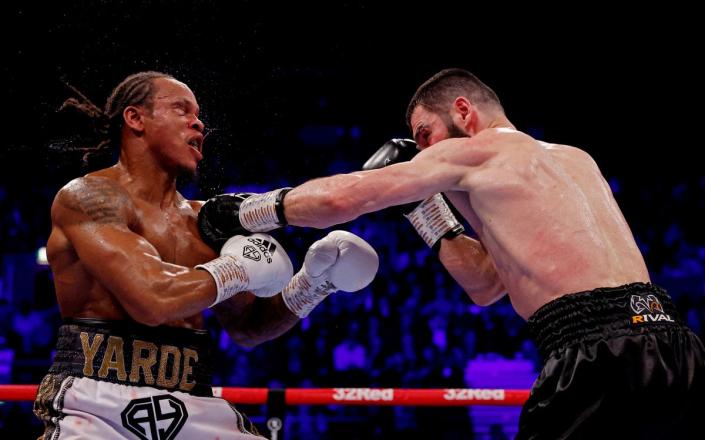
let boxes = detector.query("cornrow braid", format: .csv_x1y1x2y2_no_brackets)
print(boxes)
59,71,173,164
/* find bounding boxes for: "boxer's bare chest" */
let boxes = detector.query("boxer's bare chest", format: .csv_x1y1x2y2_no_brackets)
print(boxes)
131,200,216,267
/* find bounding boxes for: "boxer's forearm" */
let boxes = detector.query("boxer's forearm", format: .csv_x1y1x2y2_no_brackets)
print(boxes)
285,165,439,228
284,174,370,228
213,294,299,348
136,267,219,324
439,234,506,306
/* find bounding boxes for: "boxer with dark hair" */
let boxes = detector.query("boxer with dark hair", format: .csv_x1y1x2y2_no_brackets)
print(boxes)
34,71,378,439
200,68,705,439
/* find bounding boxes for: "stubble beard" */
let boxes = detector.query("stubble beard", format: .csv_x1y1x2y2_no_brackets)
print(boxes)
446,122,469,139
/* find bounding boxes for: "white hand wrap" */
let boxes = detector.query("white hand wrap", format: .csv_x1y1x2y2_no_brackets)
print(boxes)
195,255,249,307
196,233,293,307
238,188,291,232
282,230,378,318
404,193,464,249
282,271,337,318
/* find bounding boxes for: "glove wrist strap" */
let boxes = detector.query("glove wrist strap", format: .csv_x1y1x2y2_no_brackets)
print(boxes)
282,270,336,318
238,188,291,232
404,193,465,250
196,255,249,307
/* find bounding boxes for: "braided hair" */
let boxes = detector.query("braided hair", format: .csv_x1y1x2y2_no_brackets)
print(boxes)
60,71,173,163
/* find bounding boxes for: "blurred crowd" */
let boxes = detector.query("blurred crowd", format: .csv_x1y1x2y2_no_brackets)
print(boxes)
1,164,704,439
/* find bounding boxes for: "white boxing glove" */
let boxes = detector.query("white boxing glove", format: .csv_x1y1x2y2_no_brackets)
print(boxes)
196,233,294,306
282,230,379,318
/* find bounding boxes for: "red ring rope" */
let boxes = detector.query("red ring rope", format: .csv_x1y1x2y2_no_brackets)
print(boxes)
0,385,529,406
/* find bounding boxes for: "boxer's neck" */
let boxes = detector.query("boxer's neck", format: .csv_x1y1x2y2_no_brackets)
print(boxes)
114,153,179,207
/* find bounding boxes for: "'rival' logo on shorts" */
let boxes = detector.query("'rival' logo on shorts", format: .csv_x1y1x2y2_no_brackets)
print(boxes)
629,294,674,324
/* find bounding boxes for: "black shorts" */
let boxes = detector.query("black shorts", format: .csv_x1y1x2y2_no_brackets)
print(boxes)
518,283,705,440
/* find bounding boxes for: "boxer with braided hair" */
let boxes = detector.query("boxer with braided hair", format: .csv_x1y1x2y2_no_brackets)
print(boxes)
59,71,171,164
34,71,378,439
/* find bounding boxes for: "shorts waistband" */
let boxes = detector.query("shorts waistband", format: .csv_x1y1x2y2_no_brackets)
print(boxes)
49,318,213,396
527,282,683,360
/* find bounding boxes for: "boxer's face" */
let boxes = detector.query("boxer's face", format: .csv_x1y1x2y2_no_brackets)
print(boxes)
141,78,204,174
410,105,467,150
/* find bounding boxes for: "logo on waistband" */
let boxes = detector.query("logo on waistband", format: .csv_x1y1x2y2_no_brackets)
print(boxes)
121,394,188,440
629,294,674,325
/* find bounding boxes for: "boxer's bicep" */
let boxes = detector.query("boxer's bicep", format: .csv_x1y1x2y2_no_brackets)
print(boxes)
53,178,213,323
344,153,471,215
57,217,215,325
349,157,469,211
284,139,482,228
54,179,162,289
412,137,497,187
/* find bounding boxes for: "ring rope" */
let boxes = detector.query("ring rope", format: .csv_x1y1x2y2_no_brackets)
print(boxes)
0,385,529,406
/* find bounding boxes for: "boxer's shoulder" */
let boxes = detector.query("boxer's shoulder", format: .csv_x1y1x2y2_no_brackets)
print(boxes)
53,175,135,225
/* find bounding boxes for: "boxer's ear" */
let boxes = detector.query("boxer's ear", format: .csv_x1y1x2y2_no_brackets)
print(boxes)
123,105,145,133
452,97,475,128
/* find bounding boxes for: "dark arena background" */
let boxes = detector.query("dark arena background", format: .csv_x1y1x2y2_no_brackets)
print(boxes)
1,2,703,438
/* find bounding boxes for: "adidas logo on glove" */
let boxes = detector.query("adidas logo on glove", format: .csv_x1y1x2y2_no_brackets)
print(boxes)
243,237,277,263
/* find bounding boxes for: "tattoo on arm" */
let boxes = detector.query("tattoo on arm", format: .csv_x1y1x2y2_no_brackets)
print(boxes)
61,178,131,224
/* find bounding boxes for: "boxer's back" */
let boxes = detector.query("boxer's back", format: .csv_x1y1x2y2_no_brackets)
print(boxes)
453,129,650,318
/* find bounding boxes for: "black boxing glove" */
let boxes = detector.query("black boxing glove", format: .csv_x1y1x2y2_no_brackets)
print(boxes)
362,138,419,170
363,138,421,215
362,139,464,250
198,189,291,251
